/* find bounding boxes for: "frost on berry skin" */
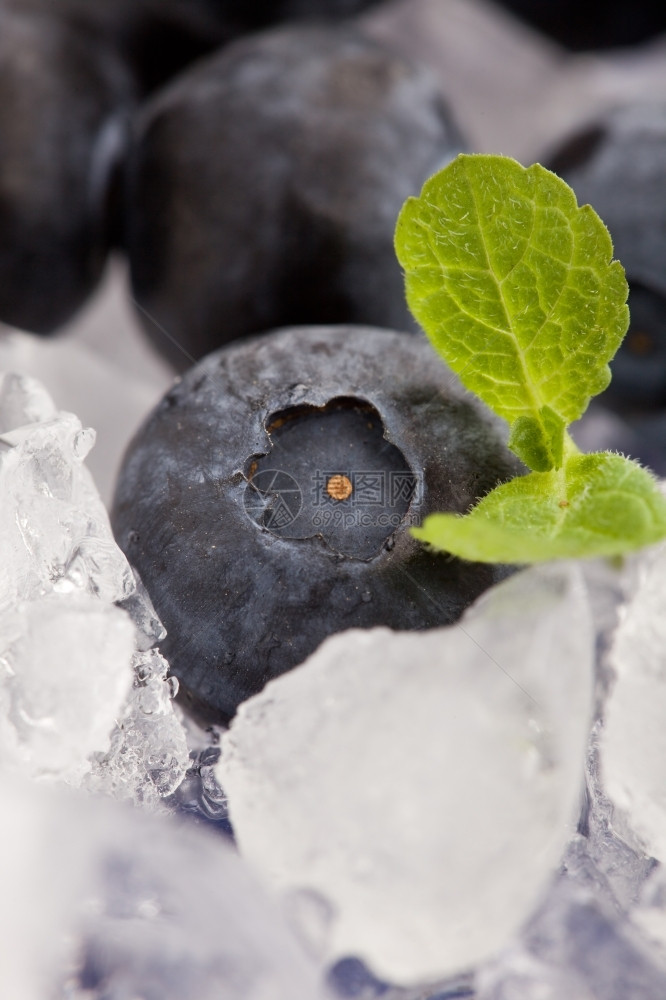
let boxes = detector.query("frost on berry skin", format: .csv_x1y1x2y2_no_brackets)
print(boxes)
126,25,465,369
112,326,522,724
0,7,134,333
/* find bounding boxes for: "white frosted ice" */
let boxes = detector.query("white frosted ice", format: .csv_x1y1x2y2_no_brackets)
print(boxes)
633,866,666,963
219,563,595,986
0,775,327,1000
0,372,134,609
0,372,188,794
601,540,666,863
0,775,86,1000
0,595,135,783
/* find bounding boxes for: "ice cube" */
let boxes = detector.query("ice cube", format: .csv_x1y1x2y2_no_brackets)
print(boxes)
477,843,666,1000
0,371,57,431
580,718,656,912
601,540,666,863
0,372,187,795
0,386,134,609
0,595,135,783
475,550,666,1000
0,775,327,1000
219,563,594,986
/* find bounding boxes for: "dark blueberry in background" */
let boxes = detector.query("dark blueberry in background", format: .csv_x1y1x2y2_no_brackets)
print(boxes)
126,25,465,369
112,326,521,724
546,105,666,304
601,283,666,413
211,0,385,29
492,0,666,50
0,6,133,334
571,402,666,478
6,0,384,96
119,0,387,96
3,0,229,97
547,104,666,474
121,0,384,94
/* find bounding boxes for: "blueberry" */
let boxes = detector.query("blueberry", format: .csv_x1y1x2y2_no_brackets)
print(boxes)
601,283,666,413
112,326,521,724
10,1,386,97
124,1,385,94
548,104,666,469
0,6,133,333
126,26,465,368
3,0,231,97
198,0,387,37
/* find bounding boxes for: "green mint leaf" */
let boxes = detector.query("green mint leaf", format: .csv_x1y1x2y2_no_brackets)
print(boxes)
508,405,566,472
412,454,666,563
395,154,629,472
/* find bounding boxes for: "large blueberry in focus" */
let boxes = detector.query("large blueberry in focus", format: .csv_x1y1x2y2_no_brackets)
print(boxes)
0,7,133,333
126,26,465,368
548,104,666,472
112,326,522,723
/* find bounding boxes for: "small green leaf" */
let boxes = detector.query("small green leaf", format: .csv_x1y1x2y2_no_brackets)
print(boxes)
412,453,666,563
508,405,566,472
395,154,629,471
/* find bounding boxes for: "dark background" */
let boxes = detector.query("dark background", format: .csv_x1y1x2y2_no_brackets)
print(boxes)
495,0,666,49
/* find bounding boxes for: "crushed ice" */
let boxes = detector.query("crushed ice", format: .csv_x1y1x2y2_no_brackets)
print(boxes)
0,372,190,794
4,369,666,998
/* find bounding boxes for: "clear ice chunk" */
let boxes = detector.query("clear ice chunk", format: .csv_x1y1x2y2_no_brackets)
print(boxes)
0,372,187,796
86,648,189,807
117,566,167,651
219,563,595,987
164,712,231,833
0,381,134,610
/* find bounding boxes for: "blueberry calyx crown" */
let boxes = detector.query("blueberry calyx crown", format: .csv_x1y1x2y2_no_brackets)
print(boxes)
243,396,418,560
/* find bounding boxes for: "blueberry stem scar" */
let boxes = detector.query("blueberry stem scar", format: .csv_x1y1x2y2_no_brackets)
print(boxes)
326,474,353,501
